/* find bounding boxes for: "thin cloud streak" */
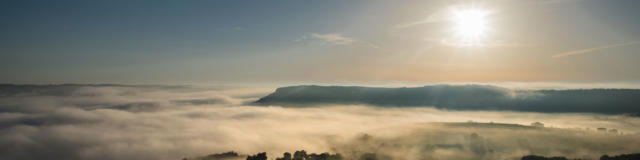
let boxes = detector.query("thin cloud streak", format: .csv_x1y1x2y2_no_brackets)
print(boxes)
301,33,357,45
394,9,449,29
394,18,439,29
552,41,640,58
297,33,380,48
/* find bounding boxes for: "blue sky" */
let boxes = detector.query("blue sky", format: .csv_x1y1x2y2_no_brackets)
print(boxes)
1,0,640,85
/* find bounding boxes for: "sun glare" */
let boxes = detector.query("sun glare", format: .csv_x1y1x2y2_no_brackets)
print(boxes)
451,8,489,45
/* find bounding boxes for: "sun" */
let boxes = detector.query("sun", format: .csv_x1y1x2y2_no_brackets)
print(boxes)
451,8,489,45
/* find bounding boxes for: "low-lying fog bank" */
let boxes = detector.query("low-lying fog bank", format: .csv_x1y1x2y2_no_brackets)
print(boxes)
0,84,639,160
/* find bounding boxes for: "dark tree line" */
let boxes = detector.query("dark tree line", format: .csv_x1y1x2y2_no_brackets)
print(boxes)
273,150,342,160
521,155,571,160
182,151,241,160
254,85,640,114
521,153,640,160
246,152,267,160
184,151,639,160
600,153,640,160
245,150,377,160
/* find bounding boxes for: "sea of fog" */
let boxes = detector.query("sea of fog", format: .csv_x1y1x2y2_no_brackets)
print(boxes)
0,84,639,160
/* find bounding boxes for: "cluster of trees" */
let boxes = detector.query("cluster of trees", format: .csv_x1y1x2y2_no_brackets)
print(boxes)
600,153,640,160
245,150,381,160
182,151,242,160
246,152,267,160
274,150,342,160
522,153,640,160
184,151,639,160
522,155,572,160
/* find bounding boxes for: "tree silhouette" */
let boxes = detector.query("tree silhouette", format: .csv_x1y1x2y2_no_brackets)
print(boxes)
600,153,640,160
246,152,266,160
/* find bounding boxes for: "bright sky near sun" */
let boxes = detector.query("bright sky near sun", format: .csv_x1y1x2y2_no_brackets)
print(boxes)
451,7,490,46
1,0,640,85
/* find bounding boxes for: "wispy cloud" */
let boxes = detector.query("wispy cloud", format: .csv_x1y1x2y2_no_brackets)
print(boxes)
394,17,441,29
297,33,379,48
394,10,449,29
301,33,357,45
552,41,640,58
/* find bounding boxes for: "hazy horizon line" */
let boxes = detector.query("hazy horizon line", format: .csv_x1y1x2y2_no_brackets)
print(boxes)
3,81,640,89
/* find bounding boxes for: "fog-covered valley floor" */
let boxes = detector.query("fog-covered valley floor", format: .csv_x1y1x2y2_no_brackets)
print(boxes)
1,84,639,160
